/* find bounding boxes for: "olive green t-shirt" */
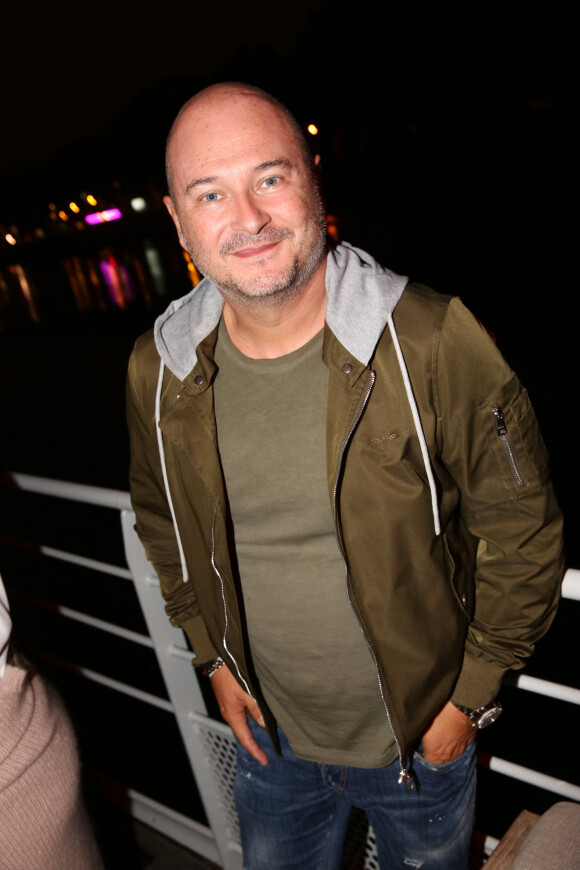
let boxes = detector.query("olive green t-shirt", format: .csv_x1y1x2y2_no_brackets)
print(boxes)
213,319,397,767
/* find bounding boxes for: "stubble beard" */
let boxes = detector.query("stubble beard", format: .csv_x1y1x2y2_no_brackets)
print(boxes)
183,199,327,311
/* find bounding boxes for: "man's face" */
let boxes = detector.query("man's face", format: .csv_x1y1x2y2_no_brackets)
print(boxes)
164,91,326,308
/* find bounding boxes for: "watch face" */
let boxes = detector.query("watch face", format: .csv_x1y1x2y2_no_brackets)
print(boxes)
478,706,502,728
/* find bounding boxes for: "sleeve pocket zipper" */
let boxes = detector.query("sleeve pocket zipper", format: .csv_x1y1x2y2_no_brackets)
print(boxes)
491,404,526,488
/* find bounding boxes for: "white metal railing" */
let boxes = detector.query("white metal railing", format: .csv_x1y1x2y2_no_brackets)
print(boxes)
8,472,132,511
1,471,579,868
505,672,580,706
561,567,580,601
3,471,241,870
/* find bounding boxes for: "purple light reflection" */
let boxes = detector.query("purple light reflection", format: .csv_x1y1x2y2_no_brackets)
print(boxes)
85,208,123,225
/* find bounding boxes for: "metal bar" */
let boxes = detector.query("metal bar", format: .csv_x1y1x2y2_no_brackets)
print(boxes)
0,536,132,580
504,672,580,705
169,644,196,663
57,605,154,647
67,665,173,712
39,544,132,579
487,756,580,802
8,471,132,511
22,596,154,647
562,567,580,601
34,650,174,712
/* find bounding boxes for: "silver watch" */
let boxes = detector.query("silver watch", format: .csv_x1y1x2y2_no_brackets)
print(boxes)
452,700,502,729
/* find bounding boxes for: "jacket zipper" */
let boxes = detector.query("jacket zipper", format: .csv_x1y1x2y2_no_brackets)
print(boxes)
491,405,526,487
332,370,413,791
210,500,254,697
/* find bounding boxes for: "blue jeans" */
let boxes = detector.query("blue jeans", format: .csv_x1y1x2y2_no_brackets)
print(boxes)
234,720,476,870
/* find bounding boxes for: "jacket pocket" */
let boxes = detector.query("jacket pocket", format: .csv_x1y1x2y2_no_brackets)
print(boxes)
478,377,550,500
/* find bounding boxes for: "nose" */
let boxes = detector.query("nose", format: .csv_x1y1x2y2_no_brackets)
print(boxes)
231,191,270,235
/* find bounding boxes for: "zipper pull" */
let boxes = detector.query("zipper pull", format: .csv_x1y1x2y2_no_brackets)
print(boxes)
491,404,507,436
398,768,414,793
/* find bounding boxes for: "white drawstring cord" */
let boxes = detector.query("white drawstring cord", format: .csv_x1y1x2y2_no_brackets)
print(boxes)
155,361,190,582
387,314,441,536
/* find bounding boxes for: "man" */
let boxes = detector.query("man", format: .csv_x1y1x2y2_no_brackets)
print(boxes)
127,83,564,869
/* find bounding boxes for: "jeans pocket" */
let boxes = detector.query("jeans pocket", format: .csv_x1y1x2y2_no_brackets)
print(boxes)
412,739,477,774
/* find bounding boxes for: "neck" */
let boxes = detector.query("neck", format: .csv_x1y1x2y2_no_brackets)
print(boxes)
221,260,327,359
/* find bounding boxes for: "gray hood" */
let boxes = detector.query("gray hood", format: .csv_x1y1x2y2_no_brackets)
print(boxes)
153,242,408,380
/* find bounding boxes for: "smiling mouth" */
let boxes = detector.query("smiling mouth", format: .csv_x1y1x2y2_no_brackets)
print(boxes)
231,241,281,259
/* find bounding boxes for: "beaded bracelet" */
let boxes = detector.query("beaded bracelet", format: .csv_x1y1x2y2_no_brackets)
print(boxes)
203,657,225,678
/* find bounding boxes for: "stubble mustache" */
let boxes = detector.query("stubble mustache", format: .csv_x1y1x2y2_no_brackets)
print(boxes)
219,227,295,257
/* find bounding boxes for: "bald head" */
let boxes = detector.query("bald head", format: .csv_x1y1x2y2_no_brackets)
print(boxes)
161,81,326,311
165,83,314,199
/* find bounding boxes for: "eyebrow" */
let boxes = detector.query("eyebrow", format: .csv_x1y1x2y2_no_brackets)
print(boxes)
184,158,294,196
255,158,293,172
185,175,219,195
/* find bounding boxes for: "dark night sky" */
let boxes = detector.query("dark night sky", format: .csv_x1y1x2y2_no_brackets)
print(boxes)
0,0,331,174
2,1,575,172
2,0,576,237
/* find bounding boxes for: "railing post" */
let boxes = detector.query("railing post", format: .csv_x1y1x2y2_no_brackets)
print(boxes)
121,509,242,870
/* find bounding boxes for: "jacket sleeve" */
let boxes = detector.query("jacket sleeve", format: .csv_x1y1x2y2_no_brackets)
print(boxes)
126,338,218,665
436,298,564,708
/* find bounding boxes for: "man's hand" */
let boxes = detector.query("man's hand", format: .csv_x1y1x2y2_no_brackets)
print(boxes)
210,665,269,765
420,700,476,764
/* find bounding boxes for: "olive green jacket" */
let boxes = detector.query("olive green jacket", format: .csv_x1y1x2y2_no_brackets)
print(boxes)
127,243,563,772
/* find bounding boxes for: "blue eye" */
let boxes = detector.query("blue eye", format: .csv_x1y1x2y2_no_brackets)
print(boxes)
202,192,222,202
262,177,279,188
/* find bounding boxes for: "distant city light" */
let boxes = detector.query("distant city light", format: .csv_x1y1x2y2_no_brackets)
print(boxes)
307,124,318,135
86,194,98,206
5,234,17,245
10,264,39,322
58,210,69,221
69,201,80,213
144,241,168,297
182,250,202,287
130,197,147,212
85,208,123,225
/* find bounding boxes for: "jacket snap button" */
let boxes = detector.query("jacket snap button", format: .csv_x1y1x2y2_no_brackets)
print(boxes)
342,363,353,374
194,375,204,386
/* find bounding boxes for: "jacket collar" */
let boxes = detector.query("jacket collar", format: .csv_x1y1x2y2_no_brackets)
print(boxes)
153,242,408,381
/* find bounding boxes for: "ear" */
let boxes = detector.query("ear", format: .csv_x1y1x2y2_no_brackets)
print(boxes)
163,196,188,250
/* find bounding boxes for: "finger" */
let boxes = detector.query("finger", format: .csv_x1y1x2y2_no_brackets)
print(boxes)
246,699,266,729
233,717,269,766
